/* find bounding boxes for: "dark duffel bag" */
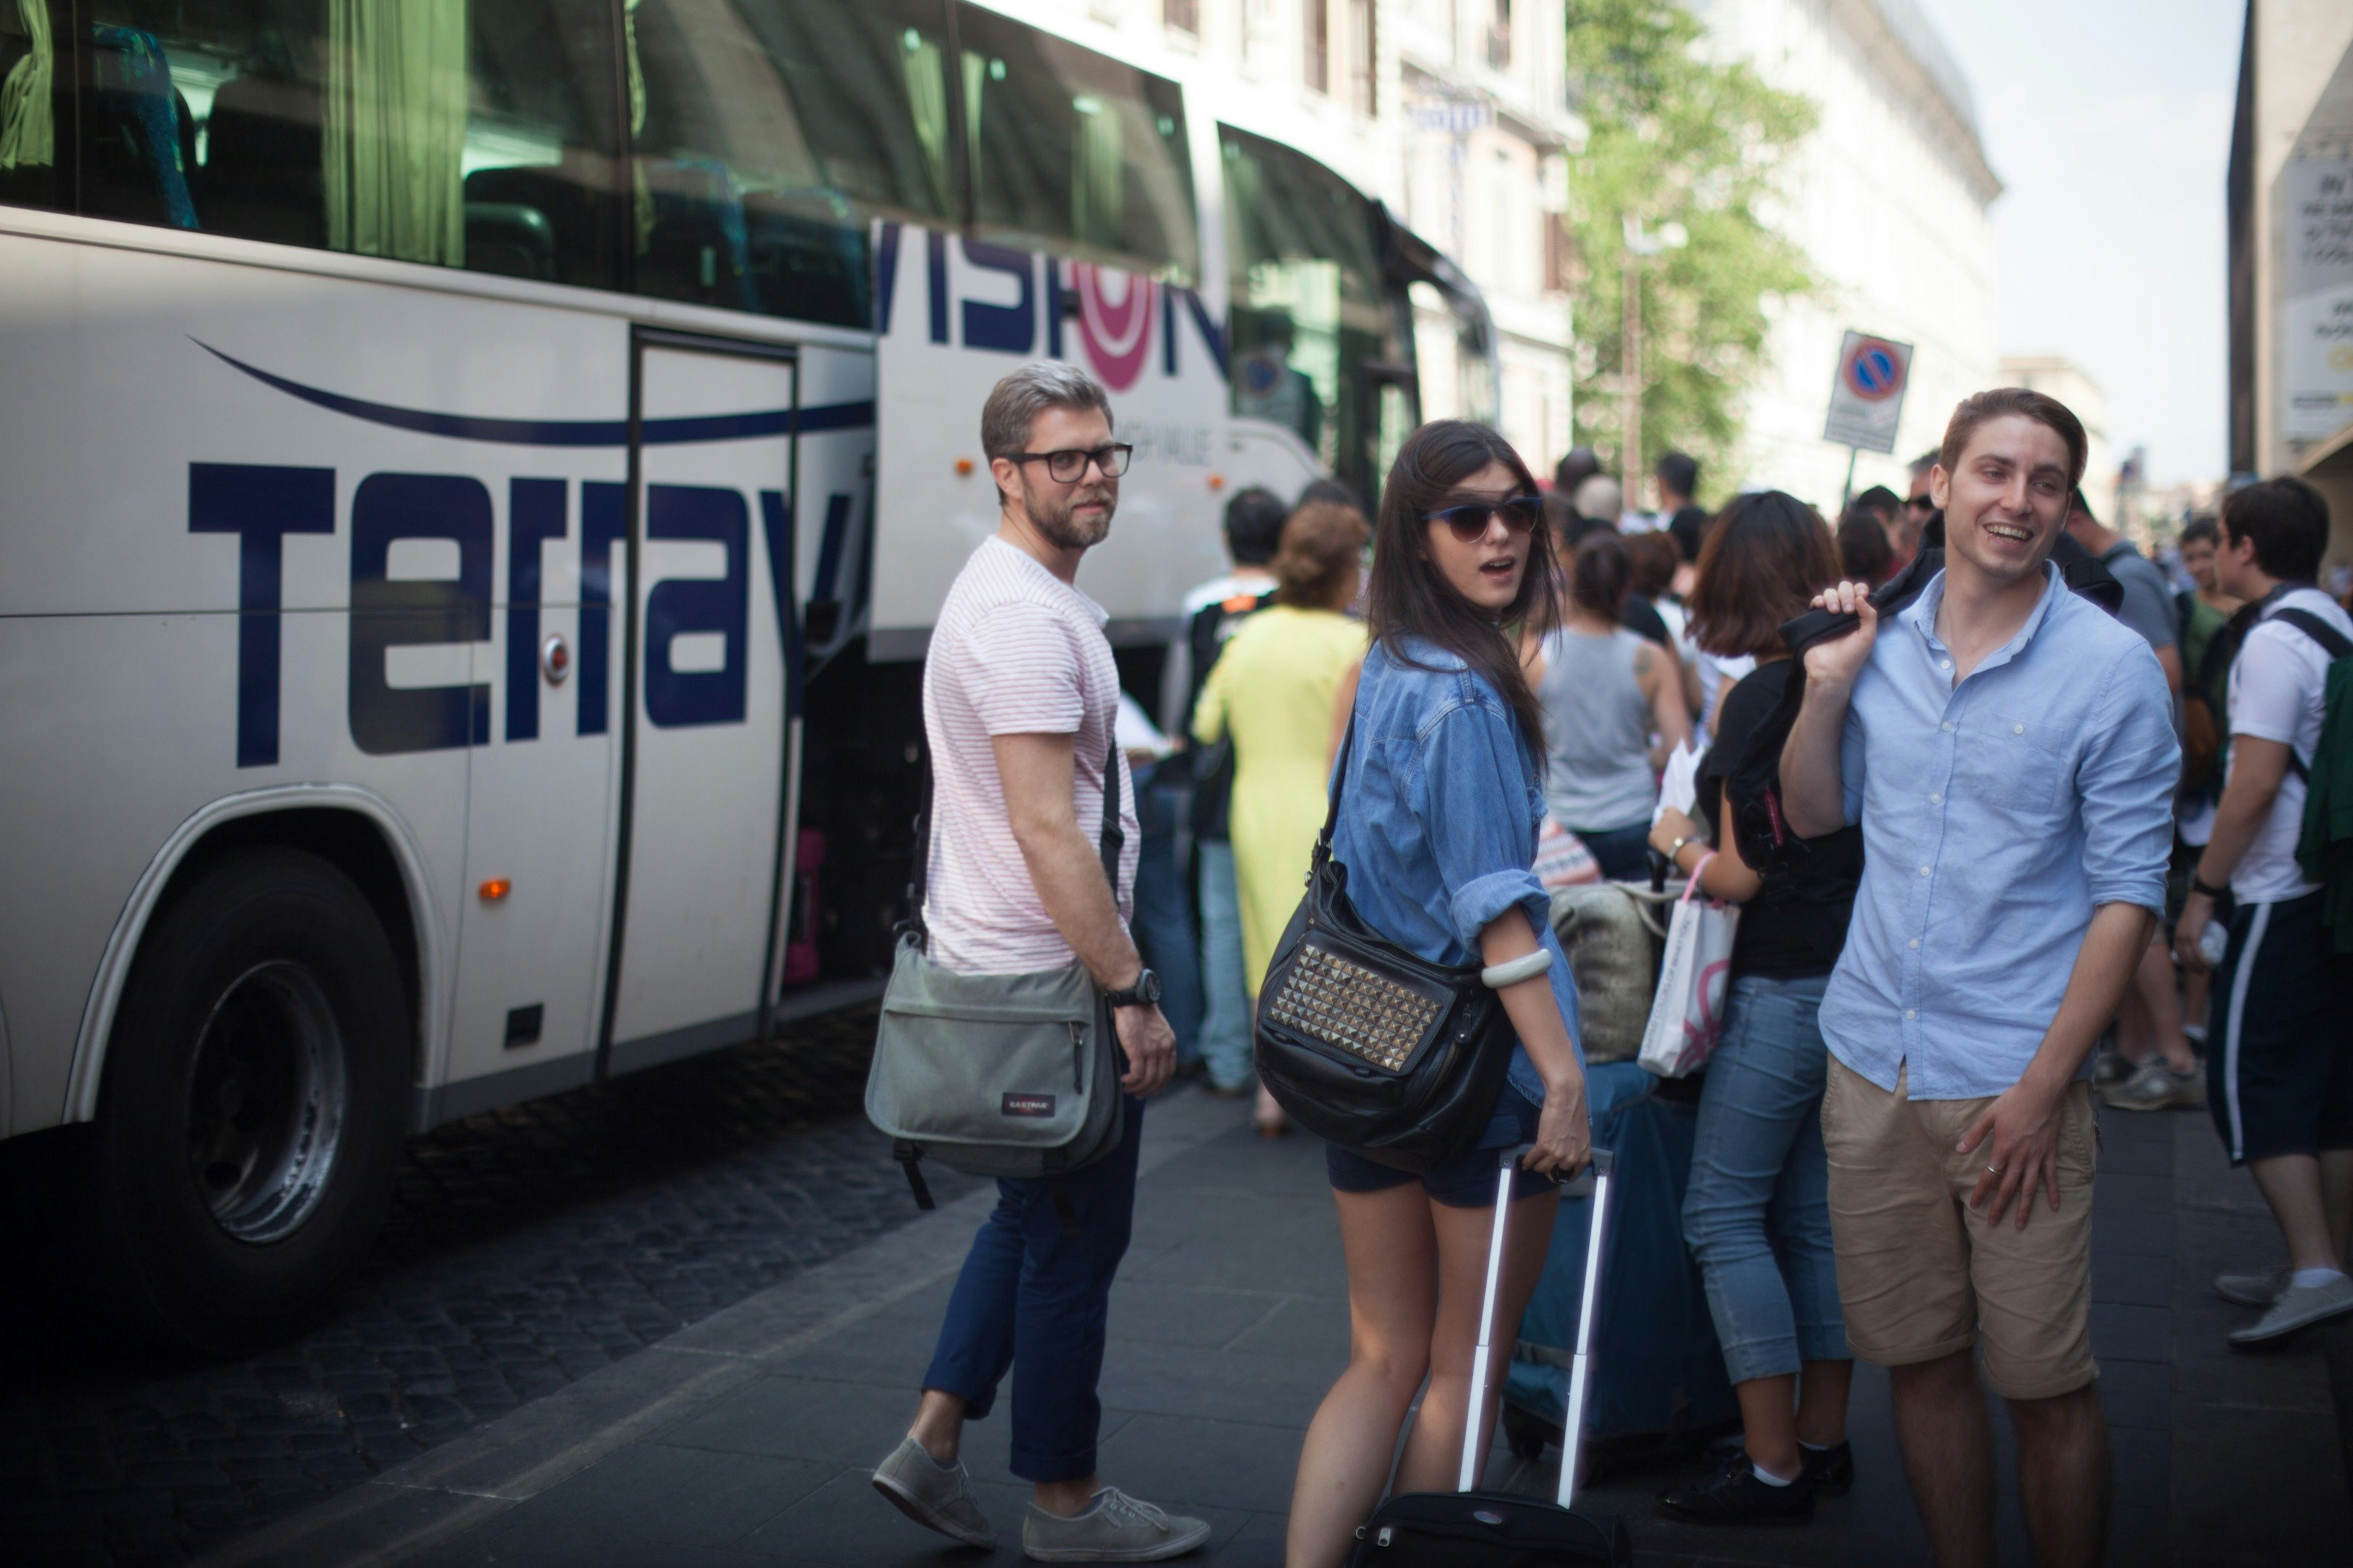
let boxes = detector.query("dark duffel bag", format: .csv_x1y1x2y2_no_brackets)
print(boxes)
1349,1150,1632,1567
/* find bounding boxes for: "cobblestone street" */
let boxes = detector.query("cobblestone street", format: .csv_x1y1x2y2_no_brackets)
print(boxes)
0,1005,979,1567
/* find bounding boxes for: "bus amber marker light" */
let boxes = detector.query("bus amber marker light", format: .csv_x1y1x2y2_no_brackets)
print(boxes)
954,457,975,475
479,880,512,903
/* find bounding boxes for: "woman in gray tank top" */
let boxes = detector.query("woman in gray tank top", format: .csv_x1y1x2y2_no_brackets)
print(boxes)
1530,531,1691,877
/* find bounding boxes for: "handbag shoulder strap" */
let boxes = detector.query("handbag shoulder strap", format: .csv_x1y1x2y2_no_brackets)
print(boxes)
1097,734,1124,890
1312,709,1360,866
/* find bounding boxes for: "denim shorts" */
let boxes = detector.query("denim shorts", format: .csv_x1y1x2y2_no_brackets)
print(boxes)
1325,1087,1556,1207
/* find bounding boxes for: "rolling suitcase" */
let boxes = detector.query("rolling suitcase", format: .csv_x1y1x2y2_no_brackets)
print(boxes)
1349,1147,1632,1566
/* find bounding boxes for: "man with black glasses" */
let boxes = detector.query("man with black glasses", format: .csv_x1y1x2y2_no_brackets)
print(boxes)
869,362,1208,1563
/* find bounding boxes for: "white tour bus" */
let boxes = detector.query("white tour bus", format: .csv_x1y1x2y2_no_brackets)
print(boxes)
0,0,1497,1344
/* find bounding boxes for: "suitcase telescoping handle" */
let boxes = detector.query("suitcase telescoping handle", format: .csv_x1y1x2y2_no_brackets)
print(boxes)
1458,1145,1615,1503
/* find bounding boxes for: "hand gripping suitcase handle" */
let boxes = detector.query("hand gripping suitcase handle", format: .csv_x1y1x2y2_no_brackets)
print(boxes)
1456,1145,1613,1495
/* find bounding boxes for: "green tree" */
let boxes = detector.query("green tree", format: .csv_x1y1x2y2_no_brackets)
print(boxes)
1561,0,1819,503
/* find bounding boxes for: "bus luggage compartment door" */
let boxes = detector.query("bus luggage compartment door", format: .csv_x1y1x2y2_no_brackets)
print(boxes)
600,332,802,1073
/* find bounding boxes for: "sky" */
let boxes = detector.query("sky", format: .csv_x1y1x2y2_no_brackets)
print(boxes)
1910,0,2243,484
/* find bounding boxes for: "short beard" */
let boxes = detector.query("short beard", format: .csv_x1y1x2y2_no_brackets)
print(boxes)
1025,485,1115,551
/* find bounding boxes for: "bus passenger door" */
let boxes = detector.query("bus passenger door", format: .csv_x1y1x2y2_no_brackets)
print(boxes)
601,332,802,1073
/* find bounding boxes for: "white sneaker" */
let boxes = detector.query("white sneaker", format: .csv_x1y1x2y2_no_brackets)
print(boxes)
1022,1486,1213,1562
872,1434,998,1548
2228,1273,2353,1345
2215,1267,2290,1307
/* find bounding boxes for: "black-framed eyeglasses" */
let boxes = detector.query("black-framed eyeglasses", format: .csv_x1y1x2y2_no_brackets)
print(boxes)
1009,444,1134,482
1425,496,1543,543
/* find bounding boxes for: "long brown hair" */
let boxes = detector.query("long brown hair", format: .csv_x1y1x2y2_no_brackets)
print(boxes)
1686,490,1840,659
1367,421,1558,744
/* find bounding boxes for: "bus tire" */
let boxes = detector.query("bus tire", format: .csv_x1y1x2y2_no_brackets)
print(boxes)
89,848,410,1352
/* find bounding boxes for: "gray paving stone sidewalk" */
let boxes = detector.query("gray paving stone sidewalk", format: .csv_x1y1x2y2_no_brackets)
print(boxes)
204,1089,2350,1568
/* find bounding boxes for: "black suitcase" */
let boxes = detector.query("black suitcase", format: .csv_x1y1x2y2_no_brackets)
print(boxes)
1349,1148,1632,1567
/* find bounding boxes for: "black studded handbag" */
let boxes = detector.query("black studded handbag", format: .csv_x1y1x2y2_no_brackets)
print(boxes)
1253,715,1515,1174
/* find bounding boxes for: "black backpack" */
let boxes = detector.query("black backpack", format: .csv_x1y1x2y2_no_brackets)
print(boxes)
1724,515,2125,870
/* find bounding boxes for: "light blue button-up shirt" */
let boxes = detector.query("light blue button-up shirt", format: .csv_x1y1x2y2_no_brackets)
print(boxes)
1330,639,1582,1105
1820,564,2179,1100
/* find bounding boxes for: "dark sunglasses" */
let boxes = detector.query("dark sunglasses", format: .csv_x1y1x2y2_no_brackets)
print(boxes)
1425,495,1543,543
1904,494,1936,511
1009,444,1134,482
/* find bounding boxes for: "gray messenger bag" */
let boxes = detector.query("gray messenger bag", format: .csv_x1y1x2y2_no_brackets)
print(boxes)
864,741,1126,1231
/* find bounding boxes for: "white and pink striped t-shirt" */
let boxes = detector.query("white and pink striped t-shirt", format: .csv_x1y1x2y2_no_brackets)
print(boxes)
922,536,1139,975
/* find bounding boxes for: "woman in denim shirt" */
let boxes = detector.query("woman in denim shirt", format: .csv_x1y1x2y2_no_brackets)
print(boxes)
1285,423,1593,1567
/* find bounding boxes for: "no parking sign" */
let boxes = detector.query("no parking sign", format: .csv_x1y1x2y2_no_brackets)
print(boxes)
1823,330,1913,453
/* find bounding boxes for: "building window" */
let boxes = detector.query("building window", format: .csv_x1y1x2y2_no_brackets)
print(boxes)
1306,0,1329,94
1487,0,1510,70
1164,0,1198,35
1349,0,1375,117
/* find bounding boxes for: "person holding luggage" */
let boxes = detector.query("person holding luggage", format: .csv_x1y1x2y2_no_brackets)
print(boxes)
868,363,1208,1563
1531,532,1694,879
1190,500,1370,1134
1645,492,1860,1525
1283,421,1593,1568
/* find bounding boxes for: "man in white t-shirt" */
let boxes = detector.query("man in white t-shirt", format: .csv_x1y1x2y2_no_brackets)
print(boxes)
869,363,1206,1563
2175,476,2353,1346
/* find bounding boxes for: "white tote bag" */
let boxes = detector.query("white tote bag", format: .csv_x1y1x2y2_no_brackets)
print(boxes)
1637,855,1741,1078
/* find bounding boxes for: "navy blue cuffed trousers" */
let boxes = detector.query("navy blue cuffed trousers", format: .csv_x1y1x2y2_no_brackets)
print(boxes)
922,1094,1145,1482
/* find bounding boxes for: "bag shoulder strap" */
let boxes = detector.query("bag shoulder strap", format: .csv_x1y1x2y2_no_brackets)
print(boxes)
1312,709,1360,867
2259,606,2352,784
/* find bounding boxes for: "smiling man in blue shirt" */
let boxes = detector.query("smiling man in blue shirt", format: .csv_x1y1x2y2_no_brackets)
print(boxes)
1781,389,2177,1568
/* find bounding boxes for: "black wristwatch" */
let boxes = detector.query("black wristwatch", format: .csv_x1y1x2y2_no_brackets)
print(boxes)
2190,874,2229,899
1105,968,1161,1010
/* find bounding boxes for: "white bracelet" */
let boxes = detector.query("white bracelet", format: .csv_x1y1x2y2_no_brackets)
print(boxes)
1480,948,1553,989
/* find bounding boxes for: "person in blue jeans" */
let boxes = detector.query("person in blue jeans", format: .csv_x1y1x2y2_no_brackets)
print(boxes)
1646,492,1858,1526
1283,421,1592,1567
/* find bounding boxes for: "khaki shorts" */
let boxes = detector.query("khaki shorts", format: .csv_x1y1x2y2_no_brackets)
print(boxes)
1821,1057,2098,1400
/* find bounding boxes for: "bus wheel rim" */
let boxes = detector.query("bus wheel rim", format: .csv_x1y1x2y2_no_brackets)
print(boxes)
184,960,350,1244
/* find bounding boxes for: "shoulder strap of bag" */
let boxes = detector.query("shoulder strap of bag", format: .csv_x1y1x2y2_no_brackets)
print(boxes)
1311,710,1360,868
901,754,935,948
1097,734,1124,891
2267,606,2353,784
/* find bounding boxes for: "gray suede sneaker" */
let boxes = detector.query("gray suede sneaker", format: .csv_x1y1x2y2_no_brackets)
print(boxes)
871,1435,997,1548
1022,1487,1211,1562
2229,1272,2353,1345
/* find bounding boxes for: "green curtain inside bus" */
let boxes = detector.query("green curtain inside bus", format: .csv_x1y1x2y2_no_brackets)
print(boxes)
0,0,52,171
324,0,468,267
1071,94,1121,252
903,31,948,218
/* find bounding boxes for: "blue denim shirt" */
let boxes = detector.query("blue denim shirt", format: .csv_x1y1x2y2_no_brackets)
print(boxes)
1328,639,1582,1105
1821,564,2179,1100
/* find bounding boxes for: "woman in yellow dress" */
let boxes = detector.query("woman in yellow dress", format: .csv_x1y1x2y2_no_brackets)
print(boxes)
1191,500,1370,1134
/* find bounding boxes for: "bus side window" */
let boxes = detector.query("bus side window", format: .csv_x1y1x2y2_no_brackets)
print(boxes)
627,0,958,327
956,2,1198,284
1219,125,1391,495
72,1,625,291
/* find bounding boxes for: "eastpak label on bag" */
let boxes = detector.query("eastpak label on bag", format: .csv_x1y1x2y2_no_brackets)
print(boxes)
1001,1092,1057,1118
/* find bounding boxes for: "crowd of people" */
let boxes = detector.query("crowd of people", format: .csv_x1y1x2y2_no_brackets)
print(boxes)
869,359,2352,1567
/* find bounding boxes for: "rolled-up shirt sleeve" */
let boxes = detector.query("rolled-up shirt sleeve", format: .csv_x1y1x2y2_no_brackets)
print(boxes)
1416,699,1551,950
2078,643,2180,913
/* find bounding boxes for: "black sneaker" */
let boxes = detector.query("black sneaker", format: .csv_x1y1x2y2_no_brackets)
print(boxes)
1800,1440,1853,1496
1657,1450,1815,1527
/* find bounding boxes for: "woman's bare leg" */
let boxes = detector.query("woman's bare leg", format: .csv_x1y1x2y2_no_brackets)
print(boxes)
1394,1187,1561,1496
1285,1185,1439,1568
